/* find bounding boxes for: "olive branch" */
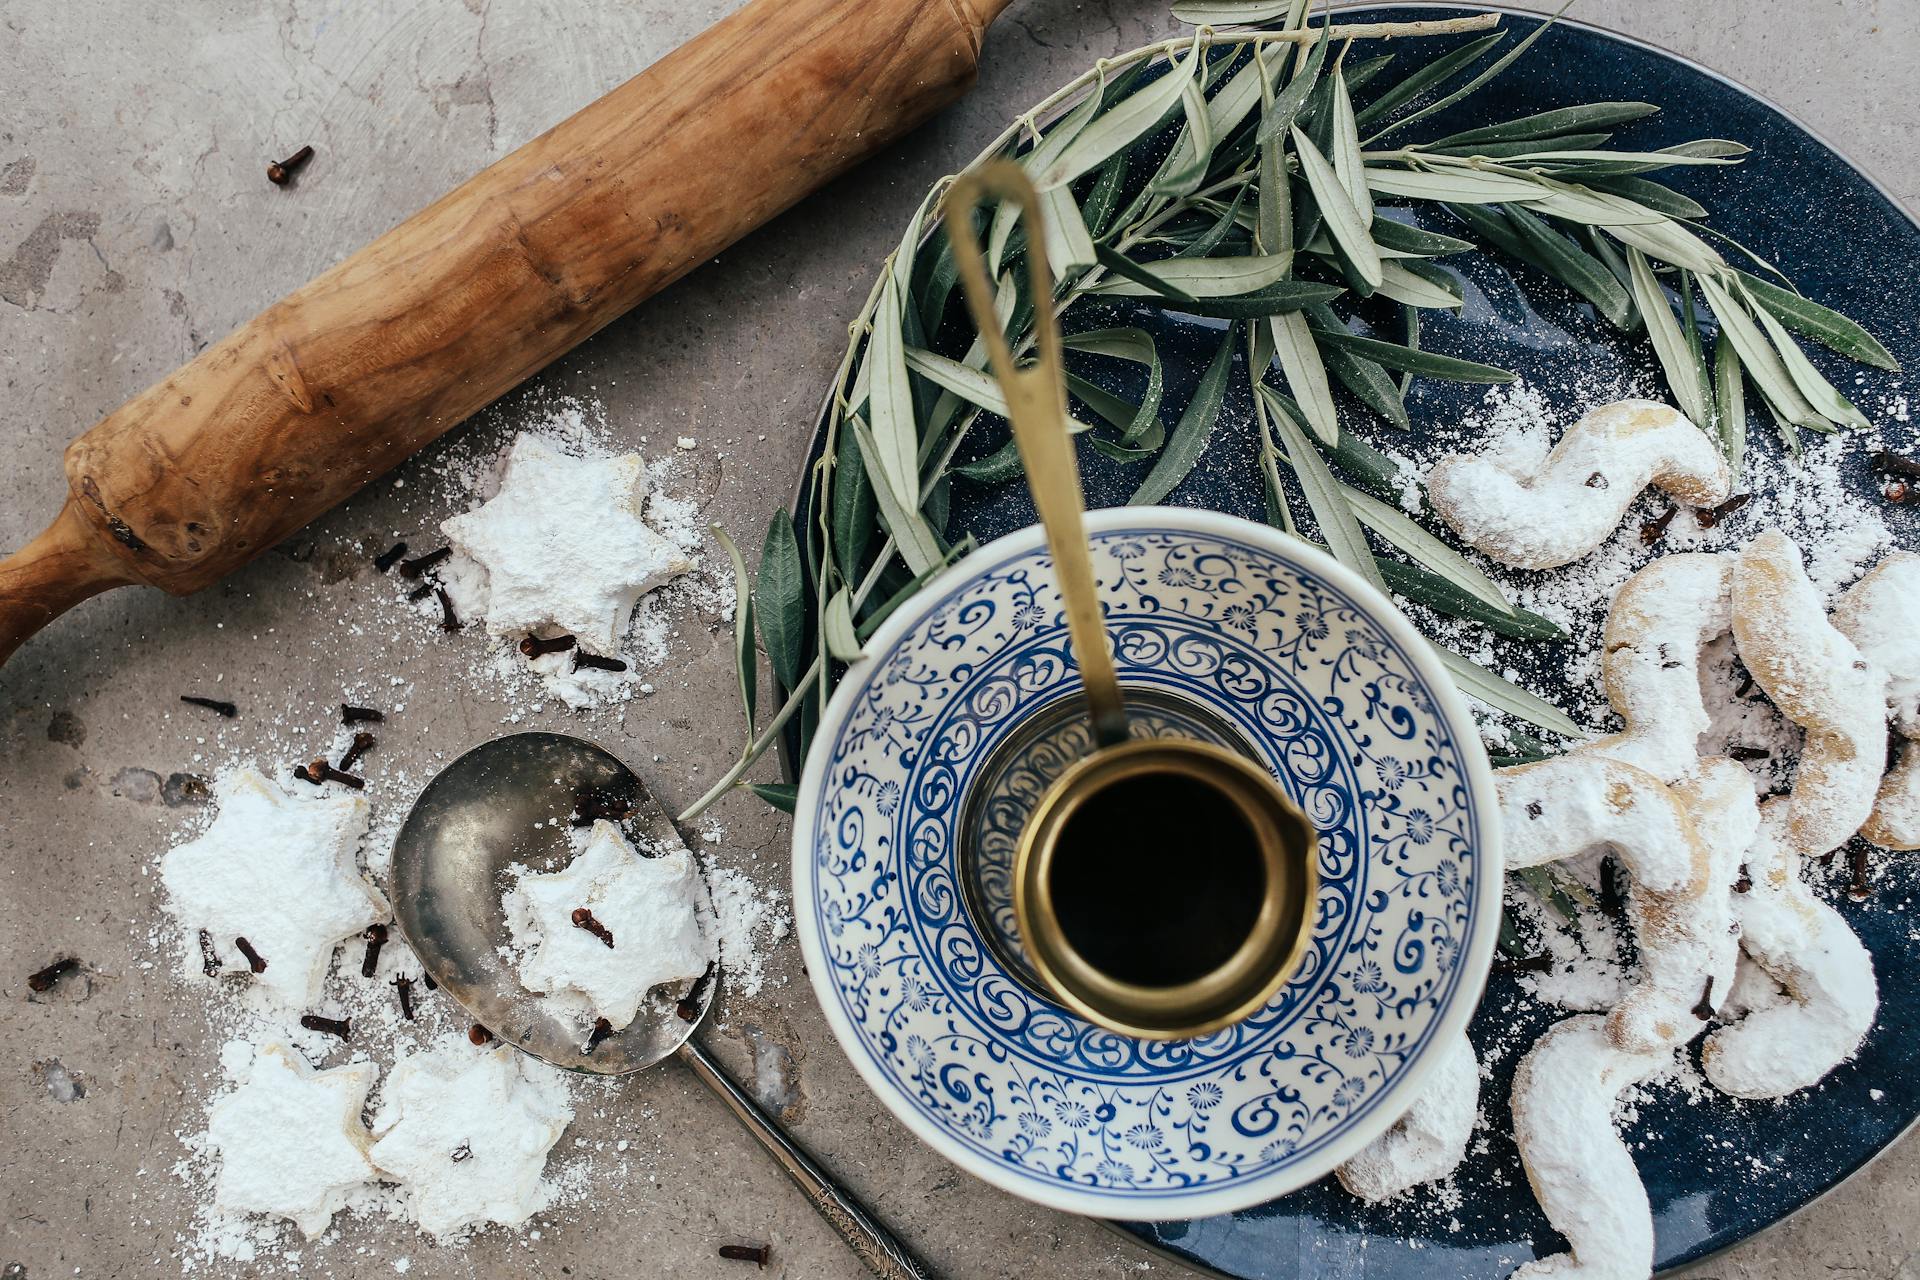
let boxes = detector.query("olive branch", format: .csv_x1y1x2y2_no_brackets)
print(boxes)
678,3,1897,822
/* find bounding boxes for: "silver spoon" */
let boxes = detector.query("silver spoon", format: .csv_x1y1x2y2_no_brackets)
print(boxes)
390,731,931,1279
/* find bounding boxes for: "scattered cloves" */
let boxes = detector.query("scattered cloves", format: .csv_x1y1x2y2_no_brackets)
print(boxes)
301,1013,351,1041
435,586,462,633
199,929,222,977
468,1023,493,1046
572,650,627,673
571,907,615,948
399,546,452,579
266,144,314,186
1640,504,1679,545
718,1243,772,1269
585,1017,614,1052
341,704,385,725
234,937,268,974
520,633,578,659
373,542,409,574
361,923,388,978
180,695,238,719
27,956,80,993
339,732,376,774
393,975,416,1021
1695,492,1751,528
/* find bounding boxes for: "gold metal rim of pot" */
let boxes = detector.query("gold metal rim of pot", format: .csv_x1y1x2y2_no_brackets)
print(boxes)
1012,739,1319,1041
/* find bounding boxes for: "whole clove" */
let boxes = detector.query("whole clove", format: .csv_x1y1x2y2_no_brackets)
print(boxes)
199,929,222,977
468,1023,493,1046
393,975,416,1021
361,923,388,978
399,546,452,579
1493,953,1553,975
572,650,627,673
180,695,238,719
571,907,615,948
718,1243,772,1269
585,1017,614,1052
1728,745,1771,762
234,937,268,974
27,956,80,993
1695,492,1751,529
373,542,409,574
1885,480,1913,505
339,732,376,774
300,1013,352,1041
675,995,702,1023
266,144,314,185
1849,845,1873,902
1692,976,1716,1021
451,1143,473,1163
435,586,462,633
571,788,633,827
520,633,578,659
1734,866,1753,894
1872,449,1920,480
1640,504,1679,545
422,969,438,991
293,761,323,785
406,583,435,603
308,758,366,790
341,704,385,725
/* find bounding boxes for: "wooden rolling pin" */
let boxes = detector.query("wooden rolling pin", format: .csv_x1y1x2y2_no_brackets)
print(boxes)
0,0,1014,669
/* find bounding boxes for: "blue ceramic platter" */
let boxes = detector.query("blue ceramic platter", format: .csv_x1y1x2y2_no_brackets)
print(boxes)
795,4,1920,1275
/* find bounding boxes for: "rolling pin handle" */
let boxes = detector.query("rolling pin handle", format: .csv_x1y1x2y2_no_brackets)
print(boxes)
0,500,136,669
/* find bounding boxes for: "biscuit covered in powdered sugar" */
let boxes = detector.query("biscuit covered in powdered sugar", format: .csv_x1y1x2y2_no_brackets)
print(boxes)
206,1042,380,1238
441,432,691,656
160,766,388,1008
1426,399,1730,571
1334,1028,1478,1201
1831,551,1920,850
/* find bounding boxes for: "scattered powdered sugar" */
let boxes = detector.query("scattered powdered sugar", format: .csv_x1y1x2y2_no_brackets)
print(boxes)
708,864,792,1001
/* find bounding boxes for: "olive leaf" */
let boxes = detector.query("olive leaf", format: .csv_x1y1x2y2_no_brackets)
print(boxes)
1713,326,1747,472
1375,259,1461,309
1732,269,1900,370
1697,273,1823,428
1269,310,1339,443
1430,100,1658,147
1292,127,1382,289
1092,251,1302,297
1309,324,1516,383
1259,383,1388,595
1353,32,1505,131
1132,325,1238,504
1254,22,1330,144
1377,557,1566,641
1624,247,1711,428
865,274,922,510
748,783,798,814
832,425,874,586
711,524,758,734
1033,36,1200,191
1431,641,1582,737
1744,284,1871,429
850,413,943,575
1341,485,1516,612
756,511,807,694
823,586,864,662
1367,167,1549,204
1063,327,1165,446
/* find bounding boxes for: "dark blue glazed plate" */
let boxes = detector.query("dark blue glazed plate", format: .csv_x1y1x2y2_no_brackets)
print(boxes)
795,5,1920,1276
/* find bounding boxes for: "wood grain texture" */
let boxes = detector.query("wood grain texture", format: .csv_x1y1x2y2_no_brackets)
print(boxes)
0,0,1010,667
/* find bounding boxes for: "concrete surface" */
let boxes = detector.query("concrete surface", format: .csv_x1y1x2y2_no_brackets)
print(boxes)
1,0,1914,1277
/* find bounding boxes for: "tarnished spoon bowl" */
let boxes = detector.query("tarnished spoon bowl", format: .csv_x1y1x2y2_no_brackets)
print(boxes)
389,730,711,1075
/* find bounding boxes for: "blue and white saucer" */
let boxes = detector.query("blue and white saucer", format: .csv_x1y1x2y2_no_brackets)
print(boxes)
792,508,1502,1219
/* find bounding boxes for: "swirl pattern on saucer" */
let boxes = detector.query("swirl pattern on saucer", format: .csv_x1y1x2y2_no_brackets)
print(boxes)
800,525,1491,1210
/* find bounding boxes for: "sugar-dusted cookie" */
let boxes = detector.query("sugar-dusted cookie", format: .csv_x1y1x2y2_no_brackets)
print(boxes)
1831,551,1920,850
1335,1028,1478,1201
206,1042,379,1238
1575,552,1734,782
369,1039,573,1239
1509,1015,1664,1280
1497,755,1737,1054
502,820,712,1033
160,766,387,1008
1427,399,1731,570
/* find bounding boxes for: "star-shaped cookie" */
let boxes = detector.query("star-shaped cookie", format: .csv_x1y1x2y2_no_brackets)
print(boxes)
441,433,691,655
160,766,387,1008
503,819,712,1031
369,1041,573,1238
206,1042,379,1238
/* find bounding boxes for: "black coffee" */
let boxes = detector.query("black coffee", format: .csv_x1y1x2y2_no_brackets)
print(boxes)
1047,769,1267,988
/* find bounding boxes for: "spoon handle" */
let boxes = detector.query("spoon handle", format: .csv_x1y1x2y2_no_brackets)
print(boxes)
942,163,1130,748
676,1037,935,1279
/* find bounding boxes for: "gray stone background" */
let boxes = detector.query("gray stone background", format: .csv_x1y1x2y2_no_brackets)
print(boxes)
1,0,1914,1276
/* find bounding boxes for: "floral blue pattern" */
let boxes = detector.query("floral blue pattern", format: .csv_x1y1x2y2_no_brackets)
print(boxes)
794,513,1498,1217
